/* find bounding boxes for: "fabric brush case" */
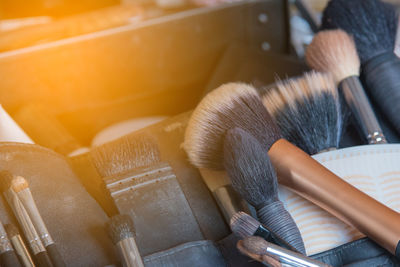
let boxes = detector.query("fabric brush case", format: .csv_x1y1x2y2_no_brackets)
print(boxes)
0,142,118,266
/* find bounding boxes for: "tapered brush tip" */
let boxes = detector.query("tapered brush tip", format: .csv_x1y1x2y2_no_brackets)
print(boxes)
11,176,29,193
306,30,360,82
5,224,19,238
230,211,260,238
184,82,281,170
107,214,135,245
0,170,13,192
224,128,279,207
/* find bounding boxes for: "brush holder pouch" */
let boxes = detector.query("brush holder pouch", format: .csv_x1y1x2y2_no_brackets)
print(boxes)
0,142,118,266
362,52,400,134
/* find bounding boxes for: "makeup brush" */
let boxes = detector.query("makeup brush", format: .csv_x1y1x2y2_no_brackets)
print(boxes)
237,236,331,267
263,71,342,154
230,211,298,253
10,176,65,267
321,0,400,135
107,214,144,267
0,220,22,267
305,30,386,144
224,128,305,254
183,82,400,258
0,171,53,267
5,224,35,267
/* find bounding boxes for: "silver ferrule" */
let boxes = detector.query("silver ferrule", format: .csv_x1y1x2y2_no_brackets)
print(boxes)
29,236,46,255
0,234,13,253
117,238,144,267
266,242,331,267
340,76,387,144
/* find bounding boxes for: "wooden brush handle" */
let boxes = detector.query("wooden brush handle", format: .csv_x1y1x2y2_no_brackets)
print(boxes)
0,251,22,267
269,139,400,257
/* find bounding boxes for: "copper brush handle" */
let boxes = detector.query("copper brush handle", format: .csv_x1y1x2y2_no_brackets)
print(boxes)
269,139,400,257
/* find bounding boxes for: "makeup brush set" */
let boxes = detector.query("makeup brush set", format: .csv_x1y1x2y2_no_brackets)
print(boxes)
2,0,400,266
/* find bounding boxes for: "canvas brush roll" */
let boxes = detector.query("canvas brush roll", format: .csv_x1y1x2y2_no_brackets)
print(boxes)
362,52,400,134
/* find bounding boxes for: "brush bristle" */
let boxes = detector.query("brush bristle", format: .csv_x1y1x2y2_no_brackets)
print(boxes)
5,224,19,238
306,30,360,82
0,171,13,193
11,176,29,193
90,134,160,177
321,0,397,63
263,72,342,155
241,236,269,256
184,83,281,170
230,211,260,238
106,214,135,245
224,128,279,207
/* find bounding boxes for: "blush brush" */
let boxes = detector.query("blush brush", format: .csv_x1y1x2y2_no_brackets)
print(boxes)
184,82,400,258
224,127,305,254
321,0,400,136
306,29,386,144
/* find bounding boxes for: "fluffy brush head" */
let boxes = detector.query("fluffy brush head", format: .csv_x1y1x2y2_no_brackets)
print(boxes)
90,133,160,177
263,72,342,155
306,29,360,82
230,211,260,238
224,128,279,208
321,0,397,63
106,214,135,244
184,83,281,170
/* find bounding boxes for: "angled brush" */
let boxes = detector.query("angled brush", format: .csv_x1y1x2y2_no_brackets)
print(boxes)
263,71,342,154
321,0,400,135
224,128,305,254
183,82,400,257
306,30,386,144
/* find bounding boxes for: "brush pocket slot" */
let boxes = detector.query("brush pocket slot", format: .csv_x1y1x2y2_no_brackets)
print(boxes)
0,142,117,266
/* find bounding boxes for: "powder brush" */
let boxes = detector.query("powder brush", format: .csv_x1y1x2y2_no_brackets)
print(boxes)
224,128,305,254
263,71,343,154
306,30,386,144
321,0,400,136
183,82,400,257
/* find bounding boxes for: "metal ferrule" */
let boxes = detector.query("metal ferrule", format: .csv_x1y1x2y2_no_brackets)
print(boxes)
265,242,330,267
339,76,387,144
0,234,13,253
29,236,46,255
41,233,54,247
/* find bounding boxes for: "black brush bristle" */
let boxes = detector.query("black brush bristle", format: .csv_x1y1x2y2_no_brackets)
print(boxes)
106,214,135,245
90,133,160,177
224,128,278,207
321,0,397,63
263,72,342,155
184,83,282,170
